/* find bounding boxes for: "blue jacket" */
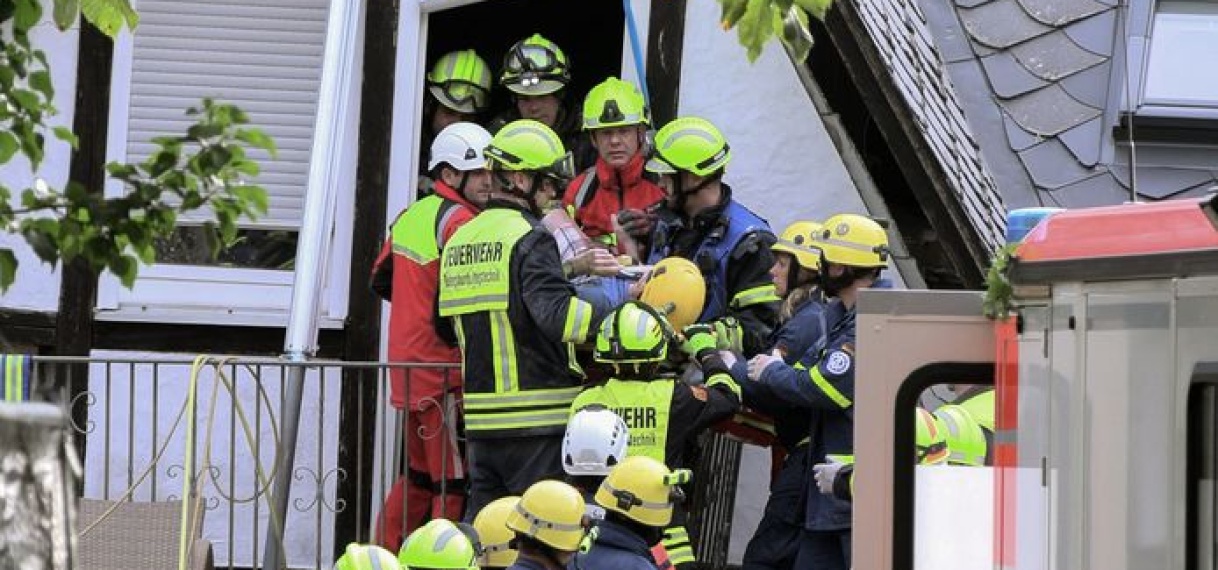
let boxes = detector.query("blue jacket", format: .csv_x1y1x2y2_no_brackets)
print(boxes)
757,299,857,530
508,556,557,570
646,186,779,356
741,297,830,450
571,518,656,570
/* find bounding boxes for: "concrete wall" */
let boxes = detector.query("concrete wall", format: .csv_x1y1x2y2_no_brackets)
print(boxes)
676,1,872,561
0,17,77,314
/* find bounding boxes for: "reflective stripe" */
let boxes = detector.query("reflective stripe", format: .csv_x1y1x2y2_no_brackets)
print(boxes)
392,243,430,265
601,481,672,511
514,503,586,532
464,386,583,409
662,526,695,565
730,284,780,309
817,235,878,253
705,372,742,401
438,294,511,313
585,112,645,128
809,366,853,409
3,355,28,403
563,298,593,343
572,168,597,208
774,238,821,257
489,311,517,393
435,202,462,250
499,123,561,154
465,409,573,430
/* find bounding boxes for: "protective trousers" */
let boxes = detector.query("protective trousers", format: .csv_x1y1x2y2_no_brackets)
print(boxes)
462,434,564,523
793,528,851,570
375,394,466,551
741,444,809,570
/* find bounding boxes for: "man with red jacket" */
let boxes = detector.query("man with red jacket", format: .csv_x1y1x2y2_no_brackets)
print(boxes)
370,122,494,550
563,77,665,259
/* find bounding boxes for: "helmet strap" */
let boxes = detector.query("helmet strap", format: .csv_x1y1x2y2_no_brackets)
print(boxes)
672,171,719,216
454,170,471,199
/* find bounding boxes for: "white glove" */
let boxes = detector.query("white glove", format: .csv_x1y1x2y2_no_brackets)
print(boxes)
746,350,783,381
812,457,846,495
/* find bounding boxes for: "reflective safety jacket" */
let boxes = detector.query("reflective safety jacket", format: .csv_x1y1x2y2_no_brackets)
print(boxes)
569,372,741,469
756,299,856,530
371,180,477,409
562,153,665,247
646,186,780,356
438,200,606,439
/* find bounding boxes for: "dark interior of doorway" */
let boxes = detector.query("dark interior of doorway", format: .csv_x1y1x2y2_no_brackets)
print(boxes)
427,0,627,123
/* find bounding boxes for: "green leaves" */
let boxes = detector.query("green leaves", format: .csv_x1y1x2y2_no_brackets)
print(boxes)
80,0,138,36
983,244,1019,319
52,0,80,30
719,0,832,63
0,248,15,292
1,97,275,292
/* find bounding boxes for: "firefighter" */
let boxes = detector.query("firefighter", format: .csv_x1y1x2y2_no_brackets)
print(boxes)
491,34,596,171
438,119,622,521
334,543,401,570
573,456,693,570
745,213,891,570
562,405,630,520
812,407,950,502
419,49,494,198
644,116,780,357
473,496,521,569
397,518,480,570
739,220,831,570
503,480,590,570
571,300,743,567
934,402,989,466
563,77,665,256
371,122,494,549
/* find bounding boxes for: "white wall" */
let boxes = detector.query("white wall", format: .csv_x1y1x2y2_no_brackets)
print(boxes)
0,17,78,313
676,1,873,561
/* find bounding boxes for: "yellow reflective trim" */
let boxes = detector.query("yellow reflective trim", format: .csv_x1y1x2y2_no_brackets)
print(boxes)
562,298,593,343
705,372,741,401
662,526,695,565
465,408,572,430
488,311,518,393
464,386,583,409
438,294,511,314
730,284,780,308
454,318,468,380
809,366,853,409
4,356,14,402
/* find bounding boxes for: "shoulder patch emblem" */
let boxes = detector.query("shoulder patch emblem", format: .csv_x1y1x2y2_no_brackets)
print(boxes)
824,350,852,375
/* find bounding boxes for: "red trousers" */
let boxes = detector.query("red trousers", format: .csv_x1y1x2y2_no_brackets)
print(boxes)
375,394,466,551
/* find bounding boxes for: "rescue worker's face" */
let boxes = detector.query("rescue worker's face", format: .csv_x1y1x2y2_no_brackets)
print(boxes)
590,125,643,168
771,253,794,297
442,166,494,209
516,93,562,127
432,104,473,135
658,172,711,214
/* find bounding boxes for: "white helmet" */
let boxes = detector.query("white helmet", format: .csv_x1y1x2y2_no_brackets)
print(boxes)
428,122,492,172
563,406,629,476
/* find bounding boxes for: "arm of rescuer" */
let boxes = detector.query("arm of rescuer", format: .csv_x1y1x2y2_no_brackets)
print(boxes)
724,230,782,358
754,328,857,412
518,228,610,344
370,236,393,302
672,326,744,442
428,205,477,347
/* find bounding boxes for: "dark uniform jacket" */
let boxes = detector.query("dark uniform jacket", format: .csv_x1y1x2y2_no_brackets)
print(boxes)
572,518,659,570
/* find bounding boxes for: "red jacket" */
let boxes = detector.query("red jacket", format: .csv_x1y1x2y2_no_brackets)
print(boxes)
562,152,665,243
371,181,477,409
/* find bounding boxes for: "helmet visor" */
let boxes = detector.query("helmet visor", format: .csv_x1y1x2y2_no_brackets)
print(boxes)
506,43,562,75
430,79,489,114
543,152,576,184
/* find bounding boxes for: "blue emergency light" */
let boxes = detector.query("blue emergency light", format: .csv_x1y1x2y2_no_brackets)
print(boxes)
1005,207,1063,244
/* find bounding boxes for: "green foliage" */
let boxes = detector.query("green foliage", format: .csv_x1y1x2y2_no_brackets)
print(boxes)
983,243,1019,320
718,0,830,63
0,2,272,292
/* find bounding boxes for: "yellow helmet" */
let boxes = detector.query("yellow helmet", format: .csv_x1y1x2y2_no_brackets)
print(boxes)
335,543,400,570
934,405,988,466
397,519,478,570
505,480,588,552
915,407,948,466
473,497,520,568
595,456,691,527
772,220,824,271
639,257,706,330
594,301,673,364
814,213,890,268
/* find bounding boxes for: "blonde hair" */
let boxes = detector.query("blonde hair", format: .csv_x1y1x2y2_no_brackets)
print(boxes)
779,283,820,322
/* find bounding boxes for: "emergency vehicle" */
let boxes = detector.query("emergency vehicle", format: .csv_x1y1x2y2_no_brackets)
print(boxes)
851,194,1218,570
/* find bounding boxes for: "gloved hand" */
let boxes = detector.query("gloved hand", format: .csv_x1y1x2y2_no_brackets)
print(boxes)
746,350,783,381
812,457,846,496
680,323,717,359
713,317,744,352
615,208,657,241
564,248,622,278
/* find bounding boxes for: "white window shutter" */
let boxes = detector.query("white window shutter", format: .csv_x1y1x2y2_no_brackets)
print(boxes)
124,0,331,230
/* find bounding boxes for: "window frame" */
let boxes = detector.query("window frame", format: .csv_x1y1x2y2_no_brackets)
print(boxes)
95,5,362,329
1124,0,1218,122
